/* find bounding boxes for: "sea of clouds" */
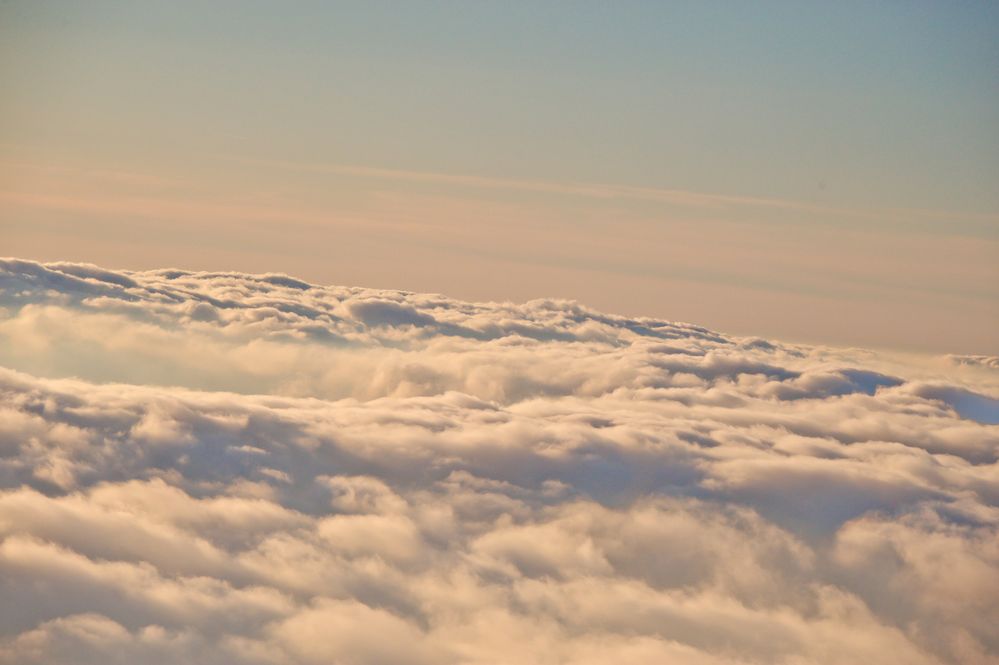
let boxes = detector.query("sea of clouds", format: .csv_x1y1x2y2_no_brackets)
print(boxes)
0,257,997,665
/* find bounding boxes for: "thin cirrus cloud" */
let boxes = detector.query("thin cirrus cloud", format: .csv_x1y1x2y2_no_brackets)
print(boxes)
3,159,997,355
0,258,997,664
236,157,999,227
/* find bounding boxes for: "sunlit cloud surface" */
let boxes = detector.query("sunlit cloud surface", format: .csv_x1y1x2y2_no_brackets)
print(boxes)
0,258,997,665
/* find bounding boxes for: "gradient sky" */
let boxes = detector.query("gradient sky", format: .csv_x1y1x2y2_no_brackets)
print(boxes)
2,1,997,353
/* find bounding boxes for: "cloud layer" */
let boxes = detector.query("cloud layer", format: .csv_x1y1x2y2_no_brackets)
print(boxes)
0,258,997,664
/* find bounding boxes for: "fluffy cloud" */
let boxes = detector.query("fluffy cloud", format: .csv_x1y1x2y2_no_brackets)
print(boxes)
0,258,997,664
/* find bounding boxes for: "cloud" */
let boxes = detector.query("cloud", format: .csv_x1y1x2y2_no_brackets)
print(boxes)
909,384,999,425
0,258,996,664
233,157,999,227
948,355,999,371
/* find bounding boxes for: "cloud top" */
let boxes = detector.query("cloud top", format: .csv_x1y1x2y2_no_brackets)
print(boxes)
0,258,996,664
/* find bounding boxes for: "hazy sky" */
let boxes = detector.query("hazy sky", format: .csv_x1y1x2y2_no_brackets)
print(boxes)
2,1,997,353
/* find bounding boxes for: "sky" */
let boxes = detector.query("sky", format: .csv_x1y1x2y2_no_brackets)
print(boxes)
1,1,998,353
2,8,999,662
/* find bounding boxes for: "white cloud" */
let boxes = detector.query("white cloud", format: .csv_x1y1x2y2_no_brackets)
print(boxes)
0,258,996,664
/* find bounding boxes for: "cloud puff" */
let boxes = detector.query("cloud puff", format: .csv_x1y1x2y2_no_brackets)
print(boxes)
0,258,997,664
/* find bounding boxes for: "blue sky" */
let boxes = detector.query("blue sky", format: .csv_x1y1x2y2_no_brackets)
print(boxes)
1,1,997,352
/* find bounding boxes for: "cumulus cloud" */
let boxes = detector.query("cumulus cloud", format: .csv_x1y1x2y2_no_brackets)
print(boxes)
0,258,996,664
